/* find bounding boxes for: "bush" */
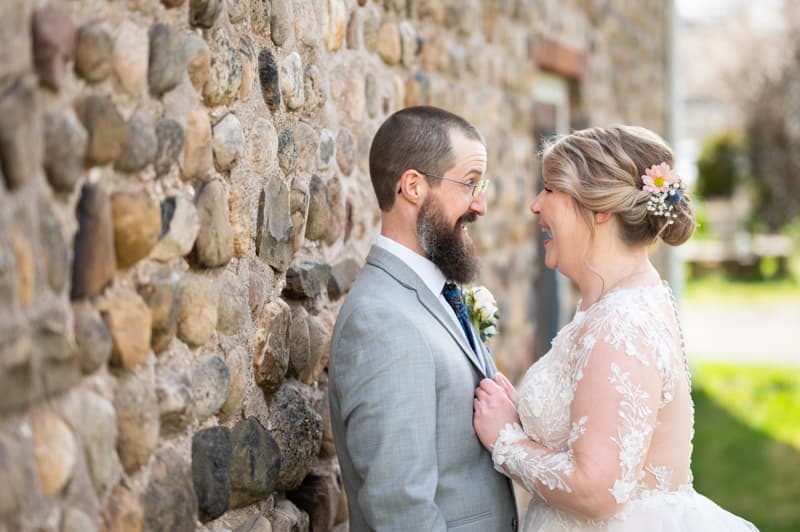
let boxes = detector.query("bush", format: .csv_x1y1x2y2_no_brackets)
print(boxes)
695,133,745,199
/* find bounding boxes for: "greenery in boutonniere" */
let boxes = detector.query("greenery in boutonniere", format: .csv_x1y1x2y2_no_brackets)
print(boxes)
462,285,499,341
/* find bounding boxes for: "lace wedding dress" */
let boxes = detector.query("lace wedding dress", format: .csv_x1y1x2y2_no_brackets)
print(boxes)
493,282,758,531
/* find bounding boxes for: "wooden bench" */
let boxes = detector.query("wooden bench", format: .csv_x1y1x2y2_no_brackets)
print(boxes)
680,234,794,279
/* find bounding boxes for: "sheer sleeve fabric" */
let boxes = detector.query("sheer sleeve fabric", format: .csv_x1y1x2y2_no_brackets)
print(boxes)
492,306,664,521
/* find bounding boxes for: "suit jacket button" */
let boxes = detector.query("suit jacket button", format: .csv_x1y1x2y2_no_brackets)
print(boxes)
512,517,518,530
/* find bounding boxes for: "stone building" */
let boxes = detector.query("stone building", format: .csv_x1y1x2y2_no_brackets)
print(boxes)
0,0,673,530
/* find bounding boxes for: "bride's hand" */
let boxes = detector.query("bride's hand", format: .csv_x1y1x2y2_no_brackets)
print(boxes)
473,378,520,452
493,371,518,408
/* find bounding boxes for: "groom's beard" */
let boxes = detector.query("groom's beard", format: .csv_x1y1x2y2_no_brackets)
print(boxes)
416,196,480,284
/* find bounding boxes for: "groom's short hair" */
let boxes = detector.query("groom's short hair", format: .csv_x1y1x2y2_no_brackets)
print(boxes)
369,106,484,211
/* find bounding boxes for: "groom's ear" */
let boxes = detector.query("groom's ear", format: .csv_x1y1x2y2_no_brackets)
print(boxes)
595,211,613,224
397,169,425,205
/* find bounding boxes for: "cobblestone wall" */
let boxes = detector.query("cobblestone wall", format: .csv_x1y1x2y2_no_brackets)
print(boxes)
0,0,670,530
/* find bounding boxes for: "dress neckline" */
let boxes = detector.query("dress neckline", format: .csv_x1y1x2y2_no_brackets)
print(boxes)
575,280,668,318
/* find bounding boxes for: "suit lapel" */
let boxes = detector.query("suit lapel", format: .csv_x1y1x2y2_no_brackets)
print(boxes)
366,246,487,377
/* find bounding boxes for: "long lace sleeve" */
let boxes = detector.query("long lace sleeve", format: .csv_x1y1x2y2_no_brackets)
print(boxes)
492,311,666,520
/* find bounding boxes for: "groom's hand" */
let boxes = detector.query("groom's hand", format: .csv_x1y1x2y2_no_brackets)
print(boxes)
473,378,520,452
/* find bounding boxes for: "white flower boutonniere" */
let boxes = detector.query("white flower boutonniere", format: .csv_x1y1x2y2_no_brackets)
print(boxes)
462,285,500,341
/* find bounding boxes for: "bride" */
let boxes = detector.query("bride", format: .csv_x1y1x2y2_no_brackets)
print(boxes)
473,126,758,531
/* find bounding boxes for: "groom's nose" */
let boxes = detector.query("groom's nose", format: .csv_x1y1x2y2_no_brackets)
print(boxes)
469,191,487,216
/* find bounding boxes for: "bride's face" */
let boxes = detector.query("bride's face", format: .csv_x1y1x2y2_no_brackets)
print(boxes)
529,183,591,279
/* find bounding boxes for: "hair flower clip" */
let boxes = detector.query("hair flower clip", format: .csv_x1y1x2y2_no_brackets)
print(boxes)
642,162,685,224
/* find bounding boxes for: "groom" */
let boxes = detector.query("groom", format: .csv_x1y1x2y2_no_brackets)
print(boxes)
328,106,518,531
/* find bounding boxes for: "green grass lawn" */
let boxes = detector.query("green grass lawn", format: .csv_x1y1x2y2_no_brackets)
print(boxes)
691,362,800,532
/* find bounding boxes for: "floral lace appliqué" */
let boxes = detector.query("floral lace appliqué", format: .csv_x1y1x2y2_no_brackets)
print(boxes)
608,362,653,503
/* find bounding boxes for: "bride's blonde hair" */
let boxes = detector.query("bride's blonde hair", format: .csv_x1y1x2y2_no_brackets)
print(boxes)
541,126,696,247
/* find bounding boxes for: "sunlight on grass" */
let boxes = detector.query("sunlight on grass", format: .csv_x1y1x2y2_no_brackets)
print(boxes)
693,362,800,449
692,363,800,532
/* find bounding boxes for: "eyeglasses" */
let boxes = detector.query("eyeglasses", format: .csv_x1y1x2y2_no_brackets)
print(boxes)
418,171,490,198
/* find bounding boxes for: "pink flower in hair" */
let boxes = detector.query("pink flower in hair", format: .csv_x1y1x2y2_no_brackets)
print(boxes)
642,162,679,193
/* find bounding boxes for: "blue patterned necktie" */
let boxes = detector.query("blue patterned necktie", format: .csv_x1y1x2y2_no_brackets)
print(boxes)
441,282,477,352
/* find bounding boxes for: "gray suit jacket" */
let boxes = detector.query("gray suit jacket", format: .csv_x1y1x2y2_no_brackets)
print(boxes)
329,246,518,531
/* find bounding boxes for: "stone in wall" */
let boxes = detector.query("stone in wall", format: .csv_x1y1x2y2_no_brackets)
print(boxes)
327,258,361,300
194,178,234,268
32,5,75,91
248,267,274,321
36,306,81,400
99,286,152,369
279,52,305,110
377,23,401,65
251,0,271,35
154,118,185,177
111,190,162,268
31,406,77,497
277,129,298,175
114,368,160,474
70,185,114,300
155,351,194,436
217,273,249,336
190,0,223,29
116,109,158,173
305,312,331,383
256,177,294,272
292,0,318,47
141,448,198,531
286,462,341,532
192,354,230,421
270,0,294,46
306,175,331,240
148,23,185,96
185,33,211,93
137,270,180,353
75,21,112,83
192,426,232,521
76,94,128,167
317,129,335,171
324,176,344,245
228,417,281,509
213,113,245,172
204,27,243,106
39,203,69,294
79,390,120,494
238,36,257,101
303,64,326,111
101,484,143,532
258,49,281,111
253,299,290,395
229,184,252,258
283,262,330,300
151,194,199,261
272,499,309,532
177,273,219,347
8,225,33,308
112,21,148,96
43,108,87,193
72,301,112,374
219,345,248,421
248,117,278,174
335,129,355,176
182,108,213,180
0,78,41,191
323,0,347,51
289,176,309,253
269,381,323,491
286,302,309,381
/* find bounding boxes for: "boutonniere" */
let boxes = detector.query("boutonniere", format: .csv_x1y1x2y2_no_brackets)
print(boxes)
462,285,499,341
